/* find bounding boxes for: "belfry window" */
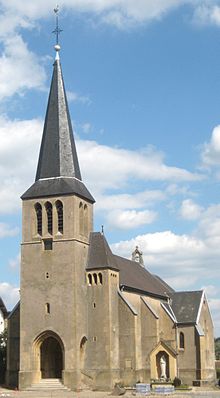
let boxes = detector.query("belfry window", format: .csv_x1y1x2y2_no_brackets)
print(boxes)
88,274,92,285
45,202,53,235
79,202,83,235
84,204,88,236
35,203,42,235
56,200,63,234
93,273,98,285
98,273,103,285
179,332,185,349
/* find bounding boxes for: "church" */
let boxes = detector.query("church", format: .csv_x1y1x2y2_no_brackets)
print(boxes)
6,39,215,391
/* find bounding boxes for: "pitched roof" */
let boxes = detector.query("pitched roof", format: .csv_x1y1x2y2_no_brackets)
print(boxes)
170,290,203,324
115,255,169,299
21,177,94,202
86,232,119,271
153,275,175,294
22,55,94,203
86,232,170,299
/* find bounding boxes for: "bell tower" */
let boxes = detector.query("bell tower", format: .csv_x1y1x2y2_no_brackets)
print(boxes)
19,37,95,390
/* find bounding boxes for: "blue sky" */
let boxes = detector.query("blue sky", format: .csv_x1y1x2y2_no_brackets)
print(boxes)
0,1,220,337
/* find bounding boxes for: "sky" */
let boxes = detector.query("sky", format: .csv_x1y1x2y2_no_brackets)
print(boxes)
0,0,220,337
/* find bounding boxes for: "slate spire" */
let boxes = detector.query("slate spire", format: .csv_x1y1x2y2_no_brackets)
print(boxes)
22,47,94,203
35,55,81,181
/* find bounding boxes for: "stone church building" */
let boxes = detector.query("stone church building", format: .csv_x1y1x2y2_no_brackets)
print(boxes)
6,44,215,391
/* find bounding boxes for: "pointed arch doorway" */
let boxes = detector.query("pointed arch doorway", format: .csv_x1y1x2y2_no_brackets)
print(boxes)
40,336,63,378
34,331,64,380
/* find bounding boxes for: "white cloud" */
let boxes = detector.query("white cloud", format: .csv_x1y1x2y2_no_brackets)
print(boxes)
202,284,220,297
180,199,203,220
111,230,205,262
201,125,220,166
0,115,200,214
164,275,198,290
110,201,220,302
78,140,201,196
196,203,220,240
0,1,218,102
0,35,46,100
0,282,19,310
0,1,218,35
208,298,220,311
106,209,157,229
0,223,19,238
0,1,186,29
0,116,42,214
193,4,220,26
96,190,165,212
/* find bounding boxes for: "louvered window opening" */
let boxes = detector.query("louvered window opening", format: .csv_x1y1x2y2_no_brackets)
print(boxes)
56,201,63,233
45,202,53,235
35,203,42,236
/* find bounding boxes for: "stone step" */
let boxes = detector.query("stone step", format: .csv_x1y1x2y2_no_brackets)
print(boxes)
27,378,69,391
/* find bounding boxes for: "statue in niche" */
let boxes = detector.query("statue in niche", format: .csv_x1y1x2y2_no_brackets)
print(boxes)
132,246,144,267
160,355,167,379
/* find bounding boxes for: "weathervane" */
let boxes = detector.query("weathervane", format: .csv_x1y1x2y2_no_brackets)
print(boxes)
52,5,63,50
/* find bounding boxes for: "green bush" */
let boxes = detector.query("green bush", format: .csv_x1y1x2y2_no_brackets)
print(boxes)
173,377,181,387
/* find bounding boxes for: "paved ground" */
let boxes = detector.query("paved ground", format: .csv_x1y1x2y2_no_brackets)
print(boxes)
0,388,220,398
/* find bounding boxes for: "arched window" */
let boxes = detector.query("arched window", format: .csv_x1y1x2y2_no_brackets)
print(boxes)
35,203,42,235
98,273,103,285
79,202,83,235
56,200,63,234
88,274,92,285
93,273,97,285
45,303,50,314
84,204,88,236
179,332,185,349
45,202,53,235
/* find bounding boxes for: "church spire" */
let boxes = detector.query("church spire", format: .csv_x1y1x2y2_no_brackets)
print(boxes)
22,16,94,203
36,8,81,182
35,53,82,181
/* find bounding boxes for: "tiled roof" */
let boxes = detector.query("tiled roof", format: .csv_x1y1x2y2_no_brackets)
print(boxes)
86,232,119,271
170,290,203,324
87,232,170,299
21,177,95,202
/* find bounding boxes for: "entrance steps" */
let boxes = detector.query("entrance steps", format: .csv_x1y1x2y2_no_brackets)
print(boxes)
27,378,69,391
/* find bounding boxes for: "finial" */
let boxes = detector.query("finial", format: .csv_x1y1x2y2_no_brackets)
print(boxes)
52,5,63,59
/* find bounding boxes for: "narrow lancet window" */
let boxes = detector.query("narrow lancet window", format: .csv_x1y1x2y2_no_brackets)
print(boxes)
88,274,92,285
45,303,50,314
98,273,103,285
35,203,42,235
93,273,97,285
45,202,53,235
84,204,88,236
79,202,83,235
56,200,63,233
179,332,185,349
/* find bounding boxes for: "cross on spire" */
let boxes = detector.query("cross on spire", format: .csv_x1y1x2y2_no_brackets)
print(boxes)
52,5,63,46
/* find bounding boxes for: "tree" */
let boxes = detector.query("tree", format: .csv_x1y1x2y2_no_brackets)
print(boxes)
215,337,220,360
0,329,7,384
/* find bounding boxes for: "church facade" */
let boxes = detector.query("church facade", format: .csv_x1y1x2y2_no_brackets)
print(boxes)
6,45,216,391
